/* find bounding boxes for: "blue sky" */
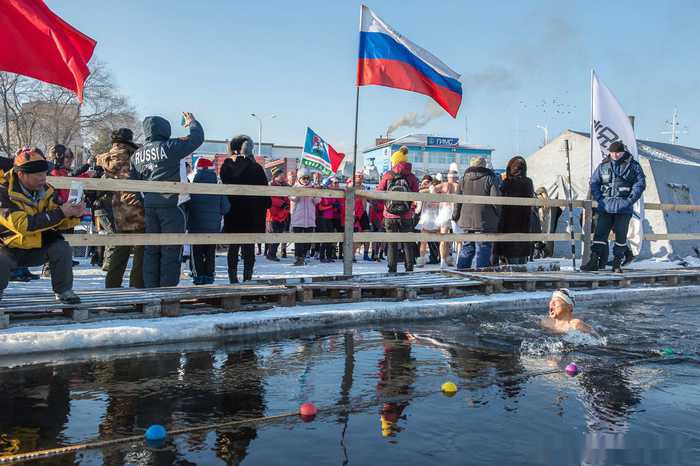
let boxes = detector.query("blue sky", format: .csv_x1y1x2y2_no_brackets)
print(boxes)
51,0,699,168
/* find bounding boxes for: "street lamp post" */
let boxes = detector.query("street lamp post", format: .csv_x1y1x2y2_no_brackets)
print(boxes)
536,124,549,147
250,113,276,156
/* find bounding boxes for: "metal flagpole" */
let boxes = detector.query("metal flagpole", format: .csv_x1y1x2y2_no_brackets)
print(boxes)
582,69,595,265
563,139,576,270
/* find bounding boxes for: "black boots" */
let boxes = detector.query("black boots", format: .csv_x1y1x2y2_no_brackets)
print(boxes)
580,252,600,272
612,257,623,273
622,248,634,266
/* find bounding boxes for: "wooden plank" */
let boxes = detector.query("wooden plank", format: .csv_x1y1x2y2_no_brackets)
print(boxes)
354,232,583,243
63,231,586,247
62,308,89,322
48,176,345,198
646,233,700,241
645,202,700,212
357,189,587,208
65,232,344,247
137,302,161,317
161,301,181,317
220,296,242,311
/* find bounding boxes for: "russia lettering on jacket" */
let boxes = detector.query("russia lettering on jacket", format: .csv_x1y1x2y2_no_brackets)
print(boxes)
132,145,167,165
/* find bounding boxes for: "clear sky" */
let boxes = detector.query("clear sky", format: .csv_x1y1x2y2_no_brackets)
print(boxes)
50,0,700,168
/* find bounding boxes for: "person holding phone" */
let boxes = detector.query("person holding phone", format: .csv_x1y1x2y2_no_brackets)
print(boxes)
0,148,83,303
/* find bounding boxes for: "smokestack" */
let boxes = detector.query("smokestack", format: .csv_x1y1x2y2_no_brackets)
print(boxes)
628,115,635,129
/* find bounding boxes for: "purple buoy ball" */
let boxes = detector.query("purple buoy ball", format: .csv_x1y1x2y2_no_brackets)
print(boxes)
565,363,579,377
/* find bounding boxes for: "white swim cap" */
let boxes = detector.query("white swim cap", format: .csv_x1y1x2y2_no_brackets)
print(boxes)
551,288,575,307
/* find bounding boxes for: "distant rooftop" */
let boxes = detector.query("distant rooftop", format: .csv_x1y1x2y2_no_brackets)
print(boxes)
570,130,700,167
363,133,493,153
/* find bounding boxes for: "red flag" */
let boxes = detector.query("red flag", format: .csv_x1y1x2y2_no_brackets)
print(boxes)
328,147,345,173
0,0,96,102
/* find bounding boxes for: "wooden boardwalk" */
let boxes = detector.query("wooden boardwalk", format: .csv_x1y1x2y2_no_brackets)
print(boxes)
1,268,699,328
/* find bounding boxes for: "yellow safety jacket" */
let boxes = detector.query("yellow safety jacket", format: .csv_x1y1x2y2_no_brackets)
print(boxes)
0,169,80,249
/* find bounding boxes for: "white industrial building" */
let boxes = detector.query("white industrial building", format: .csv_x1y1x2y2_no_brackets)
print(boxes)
362,134,494,179
527,130,700,259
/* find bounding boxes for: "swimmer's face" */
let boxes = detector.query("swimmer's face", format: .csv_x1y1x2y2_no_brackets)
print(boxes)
548,298,572,319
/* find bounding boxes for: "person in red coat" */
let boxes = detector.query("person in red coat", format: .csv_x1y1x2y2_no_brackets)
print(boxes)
265,167,289,261
376,149,419,272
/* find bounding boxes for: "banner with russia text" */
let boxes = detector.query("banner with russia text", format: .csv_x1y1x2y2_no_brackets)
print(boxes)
591,71,644,254
300,127,345,176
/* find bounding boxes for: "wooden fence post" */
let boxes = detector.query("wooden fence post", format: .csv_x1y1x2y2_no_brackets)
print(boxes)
343,187,355,276
582,200,593,266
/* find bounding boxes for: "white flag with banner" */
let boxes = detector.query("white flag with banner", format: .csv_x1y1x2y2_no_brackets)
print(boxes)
591,70,644,255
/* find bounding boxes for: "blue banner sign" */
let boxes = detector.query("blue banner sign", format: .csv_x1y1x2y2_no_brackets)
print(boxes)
427,136,459,146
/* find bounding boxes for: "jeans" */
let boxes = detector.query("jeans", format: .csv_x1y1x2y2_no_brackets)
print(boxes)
384,218,415,273
144,206,185,288
592,212,632,260
457,232,492,269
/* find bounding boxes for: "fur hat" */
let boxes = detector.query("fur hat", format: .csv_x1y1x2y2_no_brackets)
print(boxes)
470,157,487,168
111,128,138,149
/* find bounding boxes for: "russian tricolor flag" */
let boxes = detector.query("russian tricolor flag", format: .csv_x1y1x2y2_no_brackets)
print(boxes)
357,5,462,118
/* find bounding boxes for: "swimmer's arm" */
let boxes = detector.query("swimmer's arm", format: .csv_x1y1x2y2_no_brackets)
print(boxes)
570,319,594,334
540,317,555,331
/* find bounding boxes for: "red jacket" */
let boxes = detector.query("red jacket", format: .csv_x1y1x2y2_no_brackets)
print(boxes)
339,196,366,229
266,181,290,223
369,199,384,228
318,197,339,220
376,162,419,219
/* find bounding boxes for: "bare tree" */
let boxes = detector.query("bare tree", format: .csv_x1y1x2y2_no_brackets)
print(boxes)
0,59,137,162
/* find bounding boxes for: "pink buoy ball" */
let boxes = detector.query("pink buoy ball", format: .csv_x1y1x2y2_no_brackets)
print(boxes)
565,363,579,377
299,402,318,419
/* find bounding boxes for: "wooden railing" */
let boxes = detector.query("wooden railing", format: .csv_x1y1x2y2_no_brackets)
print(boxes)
47,176,700,275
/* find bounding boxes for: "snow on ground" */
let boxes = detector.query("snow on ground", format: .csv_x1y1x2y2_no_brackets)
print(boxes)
5,251,700,295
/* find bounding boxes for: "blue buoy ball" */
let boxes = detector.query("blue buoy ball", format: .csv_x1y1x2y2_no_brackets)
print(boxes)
145,424,167,442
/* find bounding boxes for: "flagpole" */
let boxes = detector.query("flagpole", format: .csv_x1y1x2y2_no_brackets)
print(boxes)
589,69,594,176
343,86,360,277
582,69,595,267
351,85,360,187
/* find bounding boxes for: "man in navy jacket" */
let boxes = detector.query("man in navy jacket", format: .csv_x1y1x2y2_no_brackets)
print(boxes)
130,112,204,287
582,140,646,273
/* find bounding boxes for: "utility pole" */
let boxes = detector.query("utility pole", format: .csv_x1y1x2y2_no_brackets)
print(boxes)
464,114,469,144
536,124,549,147
661,108,689,144
250,113,277,156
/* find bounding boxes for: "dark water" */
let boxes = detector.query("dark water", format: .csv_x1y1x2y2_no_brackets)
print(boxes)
2,297,700,465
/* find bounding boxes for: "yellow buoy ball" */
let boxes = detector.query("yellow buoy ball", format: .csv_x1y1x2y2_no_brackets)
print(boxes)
441,381,458,396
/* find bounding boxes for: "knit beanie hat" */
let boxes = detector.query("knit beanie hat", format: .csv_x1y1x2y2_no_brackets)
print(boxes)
608,141,625,153
391,150,407,167
195,157,214,170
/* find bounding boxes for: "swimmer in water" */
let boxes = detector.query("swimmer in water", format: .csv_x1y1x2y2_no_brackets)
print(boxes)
541,288,594,334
